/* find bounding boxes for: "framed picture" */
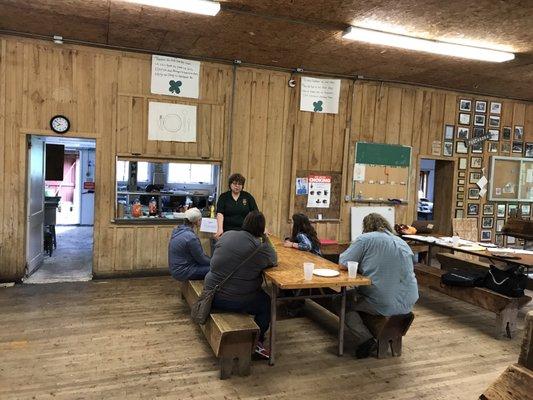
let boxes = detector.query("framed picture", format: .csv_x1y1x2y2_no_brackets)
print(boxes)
459,113,471,125
501,142,511,153
482,217,494,229
507,236,516,245
468,187,480,199
458,157,467,170
459,99,472,112
457,192,464,200
483,204,494,215
490,102,502,114
512,141,523,153
457,186,465,192
497,204,506,217
474,114,486,126
471,142,483,153
496,219,505,232
488,115,500,128
458,171,466,178
508,204,518,216
455,209,464,218
458,178,465,185
456,141,468,154
514,126,524,140
444,125,454,140
495,234,504,247
457,127,469,140
443,141,453,156
521,204,531,216
481,230,492,242
473,127,485,137
456,201,464,208
469,171,482,183
467,203,479,215
475,101,487,113
489,142,499,153
525,142,533,158
488,129,499,141
502,127,512,140
470,157,483,168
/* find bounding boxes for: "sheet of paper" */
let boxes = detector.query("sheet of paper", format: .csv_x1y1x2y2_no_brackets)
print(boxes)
476,176,488,190
200,217,218,233
353,163,366,182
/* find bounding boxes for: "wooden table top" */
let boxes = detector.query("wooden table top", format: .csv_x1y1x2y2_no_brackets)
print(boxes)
403,235,533,268
264,236,372,290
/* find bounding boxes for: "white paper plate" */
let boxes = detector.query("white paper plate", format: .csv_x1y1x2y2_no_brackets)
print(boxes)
313,268,340,277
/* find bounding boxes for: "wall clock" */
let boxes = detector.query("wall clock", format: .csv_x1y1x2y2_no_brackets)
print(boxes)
50,115,70,134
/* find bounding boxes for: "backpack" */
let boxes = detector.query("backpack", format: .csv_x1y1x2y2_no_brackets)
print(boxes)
441,268,487,287
484,265,527,298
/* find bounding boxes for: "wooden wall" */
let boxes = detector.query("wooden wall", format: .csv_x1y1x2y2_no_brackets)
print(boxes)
0,34,532,280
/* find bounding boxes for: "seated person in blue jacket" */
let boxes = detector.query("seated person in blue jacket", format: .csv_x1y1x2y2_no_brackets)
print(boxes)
339,213,419,358
168,208,211,281
283,213,322,256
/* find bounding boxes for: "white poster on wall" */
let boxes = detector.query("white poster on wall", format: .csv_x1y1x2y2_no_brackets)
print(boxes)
300,77,341,114
307,175,331,208
151,55,200,99
148,101,197,142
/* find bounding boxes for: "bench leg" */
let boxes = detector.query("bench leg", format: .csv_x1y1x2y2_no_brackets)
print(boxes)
390,337,402,357
377,339,389,359
495,306,518,339
218,336,254,379
219,357,234,380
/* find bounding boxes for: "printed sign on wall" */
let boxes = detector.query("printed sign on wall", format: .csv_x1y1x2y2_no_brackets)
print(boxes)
148,101,197,142
151,55,200,99
300,77,341,114
307,175,331,208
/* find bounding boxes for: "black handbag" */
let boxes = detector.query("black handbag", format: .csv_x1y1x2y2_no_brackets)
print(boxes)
484,265,527,298
191,242,263,324
441,268,487,287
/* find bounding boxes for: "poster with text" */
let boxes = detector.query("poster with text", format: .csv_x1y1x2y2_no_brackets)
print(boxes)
148,101,197,142
296,177,308,195
300,77,341,114
307,175,331,208
151,55,200,99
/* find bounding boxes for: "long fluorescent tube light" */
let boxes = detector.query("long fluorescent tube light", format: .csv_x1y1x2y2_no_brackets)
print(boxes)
126,0,220,16
343,26,514,63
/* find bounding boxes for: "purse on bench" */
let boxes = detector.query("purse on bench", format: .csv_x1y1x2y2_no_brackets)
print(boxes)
191,242,263,324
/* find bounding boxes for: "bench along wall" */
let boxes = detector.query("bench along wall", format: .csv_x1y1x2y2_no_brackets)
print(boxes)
0,35,532,280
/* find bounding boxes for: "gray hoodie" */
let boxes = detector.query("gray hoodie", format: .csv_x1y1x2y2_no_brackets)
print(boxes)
168,225,211,281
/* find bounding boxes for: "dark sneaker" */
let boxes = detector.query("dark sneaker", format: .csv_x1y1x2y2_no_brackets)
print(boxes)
254,342,270,360
355,338,377,359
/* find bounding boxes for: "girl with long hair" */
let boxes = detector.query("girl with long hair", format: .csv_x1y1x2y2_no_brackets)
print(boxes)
283,213,322,256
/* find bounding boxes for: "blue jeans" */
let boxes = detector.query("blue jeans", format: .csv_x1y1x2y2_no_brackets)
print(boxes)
187,265,210,280
212,290,271,342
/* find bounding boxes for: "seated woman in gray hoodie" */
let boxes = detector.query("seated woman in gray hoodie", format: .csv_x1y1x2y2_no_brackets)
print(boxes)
168,208,211,281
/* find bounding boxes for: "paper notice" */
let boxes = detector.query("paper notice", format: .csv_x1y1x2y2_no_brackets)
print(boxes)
307,175,331,208
479,188,487,198
502,183,515,194
353,163,366,182
527,169,533,183
495,188,502,195
476,176,488,190
200,218,218,233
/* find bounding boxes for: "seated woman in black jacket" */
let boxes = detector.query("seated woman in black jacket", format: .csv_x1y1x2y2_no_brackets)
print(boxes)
204,211,277,359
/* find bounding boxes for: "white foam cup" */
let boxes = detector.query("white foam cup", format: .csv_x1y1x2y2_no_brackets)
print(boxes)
347,261,358,278
303,262,314,280
452,236,460,247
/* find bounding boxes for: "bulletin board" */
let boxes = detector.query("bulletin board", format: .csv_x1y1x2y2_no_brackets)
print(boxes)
293,170,342,220
352,142,411,202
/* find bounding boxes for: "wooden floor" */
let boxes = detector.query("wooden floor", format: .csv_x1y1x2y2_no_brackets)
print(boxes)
0,276,529,400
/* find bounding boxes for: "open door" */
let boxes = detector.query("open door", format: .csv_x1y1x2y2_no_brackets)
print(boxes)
26,135,45,275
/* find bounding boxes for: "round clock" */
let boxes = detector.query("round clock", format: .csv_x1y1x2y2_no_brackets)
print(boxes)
50,115,70,134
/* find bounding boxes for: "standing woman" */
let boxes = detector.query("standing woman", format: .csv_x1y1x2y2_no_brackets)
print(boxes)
284,213,322,256
215,173,258,239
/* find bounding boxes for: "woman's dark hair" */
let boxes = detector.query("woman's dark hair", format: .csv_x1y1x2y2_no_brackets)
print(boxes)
228,173,246,189
291,213,320,250
242,211,265,237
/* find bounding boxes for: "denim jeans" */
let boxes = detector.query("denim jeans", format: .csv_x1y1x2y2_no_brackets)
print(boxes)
212,290,271,342
187,265,210,280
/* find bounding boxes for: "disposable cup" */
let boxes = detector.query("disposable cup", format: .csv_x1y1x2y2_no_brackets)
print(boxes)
452,236,460,247
303,262,314,280
347,261,358,278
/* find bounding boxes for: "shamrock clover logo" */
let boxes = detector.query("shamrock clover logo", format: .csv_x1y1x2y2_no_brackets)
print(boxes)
313,100,323,112
169,80,182,94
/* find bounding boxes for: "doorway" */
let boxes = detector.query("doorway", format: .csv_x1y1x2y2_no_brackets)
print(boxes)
24,135,96,283
417,158,455,235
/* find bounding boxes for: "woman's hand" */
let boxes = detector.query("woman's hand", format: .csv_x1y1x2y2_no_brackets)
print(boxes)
214,229,224,240
283,240,293,248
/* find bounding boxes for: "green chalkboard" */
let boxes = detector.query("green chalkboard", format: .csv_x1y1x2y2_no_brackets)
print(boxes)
355,142,411,167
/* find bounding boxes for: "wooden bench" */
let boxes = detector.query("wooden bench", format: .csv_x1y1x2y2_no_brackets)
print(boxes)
414,263,531,338
436,252,490,272
360,312,415,358
180,280,259,379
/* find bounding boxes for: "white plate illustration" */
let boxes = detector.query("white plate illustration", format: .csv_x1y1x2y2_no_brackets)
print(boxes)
159,114,182,132
313,268,340,277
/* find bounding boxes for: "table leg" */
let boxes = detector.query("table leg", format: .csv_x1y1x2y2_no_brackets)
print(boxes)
269,284,278,366
338,286,346,356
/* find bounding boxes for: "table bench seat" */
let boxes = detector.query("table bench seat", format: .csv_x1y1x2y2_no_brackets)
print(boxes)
414,263,531,338
180,280,259,379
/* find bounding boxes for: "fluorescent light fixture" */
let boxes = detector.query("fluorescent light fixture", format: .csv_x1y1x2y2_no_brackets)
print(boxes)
343,26,514,63
126,0,220,16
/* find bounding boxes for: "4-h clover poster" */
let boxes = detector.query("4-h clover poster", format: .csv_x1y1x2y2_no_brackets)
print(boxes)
300,77,340,114
151,55,200,99
307,175,331,208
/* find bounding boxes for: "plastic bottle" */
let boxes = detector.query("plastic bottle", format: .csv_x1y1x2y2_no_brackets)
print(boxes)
149,197,157,216
210,204,215,218
132,198,142,218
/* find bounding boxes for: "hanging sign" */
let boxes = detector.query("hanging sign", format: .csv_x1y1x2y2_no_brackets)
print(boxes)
148,101,197,142
307,175,331,208
83,181,95,190
151,55,200,99
300,77,341,114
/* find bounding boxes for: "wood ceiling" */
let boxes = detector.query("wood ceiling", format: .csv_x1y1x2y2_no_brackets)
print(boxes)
1,0,532,100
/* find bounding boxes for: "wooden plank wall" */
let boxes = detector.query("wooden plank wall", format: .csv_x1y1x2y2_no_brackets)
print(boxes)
0,34,532,280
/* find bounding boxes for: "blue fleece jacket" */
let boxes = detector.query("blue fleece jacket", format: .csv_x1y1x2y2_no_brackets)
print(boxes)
168,225,211,281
